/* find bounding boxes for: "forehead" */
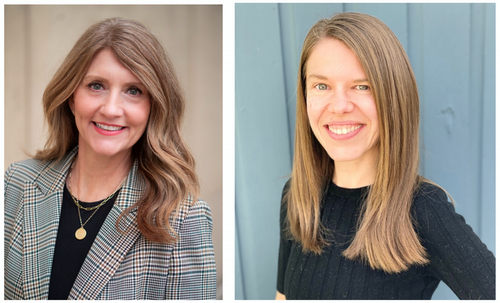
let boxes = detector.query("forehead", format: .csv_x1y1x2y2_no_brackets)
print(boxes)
306,38,366,80
87,48,120,69
85,48,142,84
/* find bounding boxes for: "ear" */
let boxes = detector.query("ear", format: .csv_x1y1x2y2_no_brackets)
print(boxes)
68,95,75,115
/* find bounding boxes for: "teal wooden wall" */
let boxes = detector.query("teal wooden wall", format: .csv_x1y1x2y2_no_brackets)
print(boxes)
235,3,495,300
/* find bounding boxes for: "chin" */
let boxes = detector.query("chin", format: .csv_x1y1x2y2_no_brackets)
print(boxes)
90,144,131,158
326,149,363,163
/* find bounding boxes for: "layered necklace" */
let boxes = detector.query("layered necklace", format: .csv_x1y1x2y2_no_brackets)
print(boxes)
68,158,126,240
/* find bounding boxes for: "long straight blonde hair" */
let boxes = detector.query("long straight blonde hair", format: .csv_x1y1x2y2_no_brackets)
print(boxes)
287,12,428,273
36,18,199,244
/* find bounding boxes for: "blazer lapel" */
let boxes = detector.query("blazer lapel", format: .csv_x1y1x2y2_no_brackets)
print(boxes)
68,161,143,300
22,149,77,299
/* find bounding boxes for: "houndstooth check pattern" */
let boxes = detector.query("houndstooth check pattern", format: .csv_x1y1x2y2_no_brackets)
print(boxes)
5,147,217,299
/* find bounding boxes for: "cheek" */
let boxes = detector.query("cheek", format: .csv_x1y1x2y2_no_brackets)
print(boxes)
306,93,323,108
73,90,95,115
134,101,151,128
72,90,83,111
365,99,380,137
306,96,326,129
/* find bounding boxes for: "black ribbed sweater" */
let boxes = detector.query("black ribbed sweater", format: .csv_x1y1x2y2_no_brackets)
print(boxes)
277,181,495,299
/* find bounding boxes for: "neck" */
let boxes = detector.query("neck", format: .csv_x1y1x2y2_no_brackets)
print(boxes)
69,147,132,203
332,152,378,189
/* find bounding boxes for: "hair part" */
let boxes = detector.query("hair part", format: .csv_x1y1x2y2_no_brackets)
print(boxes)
287,12,428,273
37,17,199,243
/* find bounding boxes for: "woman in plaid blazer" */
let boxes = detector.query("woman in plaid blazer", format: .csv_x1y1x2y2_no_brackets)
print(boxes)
4,18,216,300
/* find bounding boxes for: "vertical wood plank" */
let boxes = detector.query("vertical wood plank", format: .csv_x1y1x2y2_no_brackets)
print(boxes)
479,4,495,253
235,3,292,299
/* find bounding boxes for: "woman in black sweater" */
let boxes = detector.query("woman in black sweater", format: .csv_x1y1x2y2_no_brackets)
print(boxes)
276,12,495,300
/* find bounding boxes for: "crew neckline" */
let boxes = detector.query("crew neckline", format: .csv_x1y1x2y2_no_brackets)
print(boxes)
64,184,117,207
328,181,369,198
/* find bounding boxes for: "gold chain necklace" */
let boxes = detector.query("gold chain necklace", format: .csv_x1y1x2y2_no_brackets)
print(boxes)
68,157,126,240
68,161,120,211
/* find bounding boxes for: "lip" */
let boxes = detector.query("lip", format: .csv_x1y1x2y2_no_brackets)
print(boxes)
324,123,364,140
92,122,126,136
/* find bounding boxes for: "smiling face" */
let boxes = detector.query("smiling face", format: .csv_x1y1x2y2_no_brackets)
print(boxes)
305,38,379,168
70,48,151,160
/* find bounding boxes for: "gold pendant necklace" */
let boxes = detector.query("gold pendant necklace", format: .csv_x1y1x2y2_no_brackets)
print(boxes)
75,227,87,240
75,203,101,240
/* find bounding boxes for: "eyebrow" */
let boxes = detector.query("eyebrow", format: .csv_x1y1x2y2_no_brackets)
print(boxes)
82,75,145,87
307,74,369,83
307,74,328,80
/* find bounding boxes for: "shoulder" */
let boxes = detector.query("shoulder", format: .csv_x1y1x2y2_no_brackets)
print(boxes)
412,180,449,214
411,180,457,237
279,179,293,237
280,179,291,209
5,148,76,187
5,158,54,185
413,181,448,203
185,198,213,219
280,179,291,214
4,158,56,200
174,198,213,235
282,178,291,196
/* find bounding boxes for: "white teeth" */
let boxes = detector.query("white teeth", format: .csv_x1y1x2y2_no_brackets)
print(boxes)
328,125,362,135
95,122,124,131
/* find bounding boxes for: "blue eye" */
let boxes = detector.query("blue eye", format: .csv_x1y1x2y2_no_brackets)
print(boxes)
316,84,328,90
355,85,370,91
128,87,143,96
88,83,103,91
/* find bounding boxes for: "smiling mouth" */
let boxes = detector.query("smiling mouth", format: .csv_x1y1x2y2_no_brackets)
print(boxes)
328,125,362,135
94,122,124,131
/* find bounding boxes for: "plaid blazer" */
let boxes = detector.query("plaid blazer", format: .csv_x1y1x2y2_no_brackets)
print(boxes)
5,148,217,299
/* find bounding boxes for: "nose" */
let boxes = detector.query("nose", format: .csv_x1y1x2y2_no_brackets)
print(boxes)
327,89,354,115
100,91,124,117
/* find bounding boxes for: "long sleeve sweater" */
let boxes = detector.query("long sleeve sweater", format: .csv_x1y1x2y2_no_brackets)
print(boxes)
277,181,495,299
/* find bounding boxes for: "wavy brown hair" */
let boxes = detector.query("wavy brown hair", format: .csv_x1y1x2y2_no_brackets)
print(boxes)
35,17,199,243
287,12,431,273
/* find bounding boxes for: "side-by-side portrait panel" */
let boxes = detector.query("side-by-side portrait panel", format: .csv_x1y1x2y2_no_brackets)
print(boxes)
235,3,495,300
5,5,222,300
